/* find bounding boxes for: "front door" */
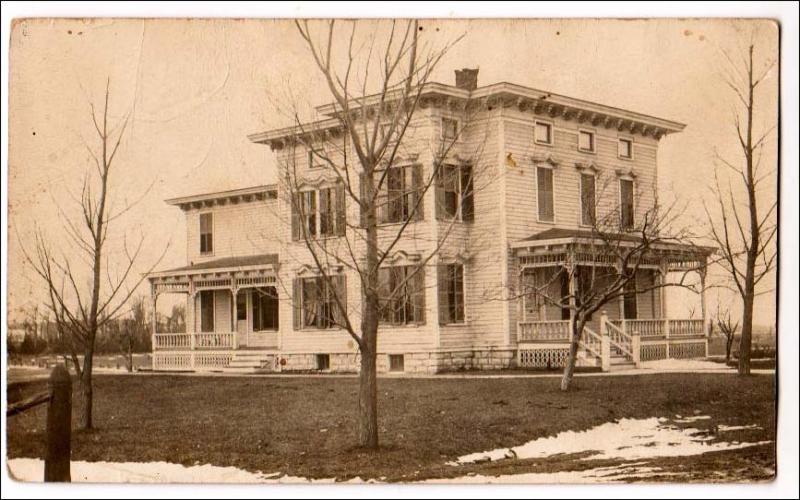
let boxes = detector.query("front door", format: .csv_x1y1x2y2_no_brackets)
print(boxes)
236,291,248,346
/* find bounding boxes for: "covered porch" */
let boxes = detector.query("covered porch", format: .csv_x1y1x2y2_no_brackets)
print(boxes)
147,254,281,370
511,229,712,369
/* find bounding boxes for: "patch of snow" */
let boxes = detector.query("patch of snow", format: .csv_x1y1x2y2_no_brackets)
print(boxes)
451,417,770,465
639,359,730,372
7,459,372,484
673,415,711,423
718,424,762,432
427,462,680,484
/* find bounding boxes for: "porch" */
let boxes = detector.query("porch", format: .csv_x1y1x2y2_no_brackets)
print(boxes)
147,254,281,371
512,228,712,370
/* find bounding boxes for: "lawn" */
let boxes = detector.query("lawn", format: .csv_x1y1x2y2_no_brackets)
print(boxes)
6,372,776,482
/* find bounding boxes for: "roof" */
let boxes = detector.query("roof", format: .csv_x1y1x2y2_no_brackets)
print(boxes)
513,228,714,254
165,185,277,208
248,80,685,145
152,254,279,276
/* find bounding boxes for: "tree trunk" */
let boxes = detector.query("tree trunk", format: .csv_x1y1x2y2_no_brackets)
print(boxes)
78,352,93,429
738,293,754,376
560,319,581,392
725,335,733,362
358,338,378,448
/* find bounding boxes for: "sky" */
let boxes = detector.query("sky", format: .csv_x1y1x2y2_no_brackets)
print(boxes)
7,18,778,324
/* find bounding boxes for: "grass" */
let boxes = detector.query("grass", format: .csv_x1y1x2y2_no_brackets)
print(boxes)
6,372,776,482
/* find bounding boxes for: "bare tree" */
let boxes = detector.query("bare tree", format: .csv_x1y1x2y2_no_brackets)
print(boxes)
273,20,481,448
20,80,165,429
714,303,739,363
704,41,777,376
518,176,706,391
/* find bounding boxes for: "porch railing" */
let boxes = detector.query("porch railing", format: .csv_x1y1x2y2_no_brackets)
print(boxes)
153,332,236,350
611,318,705,338
518,320,571,342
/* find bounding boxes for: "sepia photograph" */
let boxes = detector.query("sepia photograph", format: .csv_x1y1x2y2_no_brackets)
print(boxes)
2,2,797,498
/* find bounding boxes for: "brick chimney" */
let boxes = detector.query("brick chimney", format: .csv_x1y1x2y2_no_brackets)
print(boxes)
454,68,479,91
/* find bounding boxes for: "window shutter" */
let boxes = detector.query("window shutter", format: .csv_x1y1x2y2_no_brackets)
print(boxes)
437,264,449,325
414,265,426,324
434,163,445,220
292,278,302,330
335,182,346,236
333,275,347,325
291,194,301,241
412,164,424,221
359,173,367,228
461,164,474,222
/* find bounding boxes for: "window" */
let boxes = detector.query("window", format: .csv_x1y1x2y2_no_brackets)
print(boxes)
536,166,555,222
199,290,215,333
251,287,279,331
578,130,595,152
623,279,638,319
442,118,458,142
378,265,426,325
618,138,633,159
316,354,330,370
389,354,405,372
534,121,553,145
307,148,324,169
438,264,465,324
236,293,247,322
369,165,424,224
293,276,346,330
291,184,346,240
580,173,596,226
199,213,213,254
619,179,635,230
435,163,474,221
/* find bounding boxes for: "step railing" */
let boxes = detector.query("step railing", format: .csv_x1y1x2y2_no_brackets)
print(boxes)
602,313,640,370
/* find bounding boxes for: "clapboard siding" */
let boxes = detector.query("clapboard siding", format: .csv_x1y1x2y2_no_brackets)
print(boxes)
186,200,280,264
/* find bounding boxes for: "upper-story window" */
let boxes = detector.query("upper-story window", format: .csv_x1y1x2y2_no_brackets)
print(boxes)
364,164,424,225
435,163,474,222
441,117,458,143
536,166,555,222
618,138,633,159
379,265,426,325
291,184,346,240
578,129,595,153
580,173,596,226
308,148,324,169
619,178,635,230
199,213,213,254
534,121,553,145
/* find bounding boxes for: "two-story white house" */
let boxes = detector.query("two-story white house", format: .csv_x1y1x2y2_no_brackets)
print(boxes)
148,69,711,374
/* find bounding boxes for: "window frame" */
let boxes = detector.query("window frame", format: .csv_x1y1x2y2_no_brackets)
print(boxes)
619,177,635,231
435,162,474,223
534,120,554,146
251,287,279,332
579,172,597,227
377,164,423,225
441,117,459,143
378,265,426,326
536,165,556,223
199,212,214,255
307,148,324,169
439,263,466,325
293,184,345,240
388,354,405,372
298,276,343,330
578,128,596,153
618,137,634,160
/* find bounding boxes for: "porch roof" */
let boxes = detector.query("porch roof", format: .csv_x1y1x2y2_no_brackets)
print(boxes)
150,253,279,278
512,228,714,254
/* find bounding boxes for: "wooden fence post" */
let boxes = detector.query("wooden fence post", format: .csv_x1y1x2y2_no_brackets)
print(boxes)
45,365,71,482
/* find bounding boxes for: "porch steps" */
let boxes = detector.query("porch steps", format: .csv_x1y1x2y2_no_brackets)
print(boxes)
609,355,636,372
221,352,278,374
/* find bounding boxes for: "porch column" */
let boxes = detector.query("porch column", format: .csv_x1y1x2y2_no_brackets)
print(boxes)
231,286,239,349
150,283,158,355
699,262,709,357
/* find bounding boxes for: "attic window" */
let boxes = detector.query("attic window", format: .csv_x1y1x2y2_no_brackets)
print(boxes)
618,138,633,159
534,121,553,145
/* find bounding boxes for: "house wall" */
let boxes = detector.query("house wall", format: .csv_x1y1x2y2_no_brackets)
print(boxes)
185,199,280,264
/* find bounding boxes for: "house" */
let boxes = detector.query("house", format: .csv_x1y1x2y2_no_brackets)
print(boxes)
147,69,711,374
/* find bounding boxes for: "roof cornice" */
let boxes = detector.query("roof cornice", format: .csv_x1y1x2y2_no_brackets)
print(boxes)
165,185,278,210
